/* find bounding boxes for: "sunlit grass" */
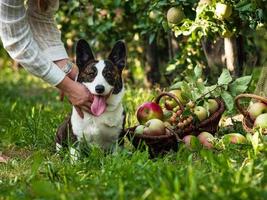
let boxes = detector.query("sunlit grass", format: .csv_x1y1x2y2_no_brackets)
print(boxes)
0,67,266,199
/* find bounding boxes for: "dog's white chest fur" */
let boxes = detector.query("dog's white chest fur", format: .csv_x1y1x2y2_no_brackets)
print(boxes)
71,91,124,150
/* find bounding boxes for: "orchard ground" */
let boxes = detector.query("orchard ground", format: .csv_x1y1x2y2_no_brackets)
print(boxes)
0,67,266,200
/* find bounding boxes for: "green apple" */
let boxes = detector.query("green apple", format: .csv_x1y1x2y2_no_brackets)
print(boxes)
198,0,212,5
165,99,177,110
248,102,267,121
143,119,166,136
197,132,214,149
194,106,208,122
206,99,219,114
134,125,145,135
149,10,160,20
222,133,247,144
254,113,267,131
163,109,173,121
167,7,185,25
165,90,187,110
215,3,232,20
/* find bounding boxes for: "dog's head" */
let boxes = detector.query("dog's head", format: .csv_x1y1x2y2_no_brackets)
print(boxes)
76,39,126,116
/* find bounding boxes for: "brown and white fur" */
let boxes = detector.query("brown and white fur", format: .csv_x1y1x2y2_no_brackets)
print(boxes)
55,39,126,157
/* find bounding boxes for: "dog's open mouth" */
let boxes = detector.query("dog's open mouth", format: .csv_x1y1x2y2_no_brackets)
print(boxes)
91,95,106,116
91,90,113,116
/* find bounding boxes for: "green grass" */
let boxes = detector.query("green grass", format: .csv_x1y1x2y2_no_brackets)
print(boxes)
0,67,266,200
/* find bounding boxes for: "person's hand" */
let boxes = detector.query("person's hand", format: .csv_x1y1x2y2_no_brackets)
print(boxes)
56,76,93,118
59,67,78,101
54,59,78,101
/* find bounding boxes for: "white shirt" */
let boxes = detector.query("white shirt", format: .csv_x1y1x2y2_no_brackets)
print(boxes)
0,0,67,86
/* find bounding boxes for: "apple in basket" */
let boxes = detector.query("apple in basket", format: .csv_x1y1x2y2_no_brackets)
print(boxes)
197,132,214,149
222,133,247,144
165,90,187,110
143,119,166,136
194,106,208,122
247,102,267,121
136,102,163,124
206,99,219,114
254,113,267,131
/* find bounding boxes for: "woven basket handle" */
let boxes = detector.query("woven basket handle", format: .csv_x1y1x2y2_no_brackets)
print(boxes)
154,92,185,112
235,93,267,116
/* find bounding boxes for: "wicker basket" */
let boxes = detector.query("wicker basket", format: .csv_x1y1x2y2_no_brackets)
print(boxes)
126,126,179,158
235,93,267,133
126,93,182,158
155,92,225,138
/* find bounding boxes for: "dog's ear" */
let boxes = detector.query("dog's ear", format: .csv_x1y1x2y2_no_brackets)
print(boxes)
108,41,126,70
76,39,95,70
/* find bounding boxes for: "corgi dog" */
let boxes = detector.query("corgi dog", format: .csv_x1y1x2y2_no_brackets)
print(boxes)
55,39,126,155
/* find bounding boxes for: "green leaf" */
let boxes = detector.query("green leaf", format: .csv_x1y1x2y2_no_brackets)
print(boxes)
170,81,183,90
221,91,234,111
149,33,156,44
229,76,251,96
218,69,232,86
194,66,202,79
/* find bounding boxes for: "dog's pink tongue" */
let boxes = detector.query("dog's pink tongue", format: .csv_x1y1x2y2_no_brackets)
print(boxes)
91,95,106,116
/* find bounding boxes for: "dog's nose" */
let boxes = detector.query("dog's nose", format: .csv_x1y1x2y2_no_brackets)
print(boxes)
95,85,105,94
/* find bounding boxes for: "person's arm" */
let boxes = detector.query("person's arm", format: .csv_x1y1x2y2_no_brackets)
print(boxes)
0,0,92,117
0,0,65,85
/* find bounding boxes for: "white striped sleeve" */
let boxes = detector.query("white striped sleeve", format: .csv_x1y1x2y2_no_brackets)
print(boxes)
27,0,68,62
0,0,66,86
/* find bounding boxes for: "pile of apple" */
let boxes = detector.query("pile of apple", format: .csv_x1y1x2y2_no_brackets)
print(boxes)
133,90,220,136
247,101,267,133
183,132,247,150
134,102,170,136
162,90,219,128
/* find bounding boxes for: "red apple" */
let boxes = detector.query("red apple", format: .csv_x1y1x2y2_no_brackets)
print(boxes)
206,99,219,114
183,135,199,150
194,106,208,122
222,133,247,144
254,113,267,131
143,119,166,136
136,102,163,124
197,132,214,149
248,102,267,121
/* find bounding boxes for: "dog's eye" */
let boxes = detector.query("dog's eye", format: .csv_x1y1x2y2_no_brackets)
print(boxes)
88,72,95,77
106,72,113,77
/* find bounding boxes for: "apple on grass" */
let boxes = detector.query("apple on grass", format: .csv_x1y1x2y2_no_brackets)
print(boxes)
194,106,208,122
222,133,247,144
136,102,163,124
143,119,166,136
248,102,267,121
197,132,214,149
183,135,200,151
254,113,267,131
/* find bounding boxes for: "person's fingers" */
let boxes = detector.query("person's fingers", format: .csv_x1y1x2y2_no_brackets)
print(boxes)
60,91,65,101
75,106,84,119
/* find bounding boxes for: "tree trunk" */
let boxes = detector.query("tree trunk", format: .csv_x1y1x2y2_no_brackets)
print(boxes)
255,65,267,97
224,37,239,77
145,37,160,86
